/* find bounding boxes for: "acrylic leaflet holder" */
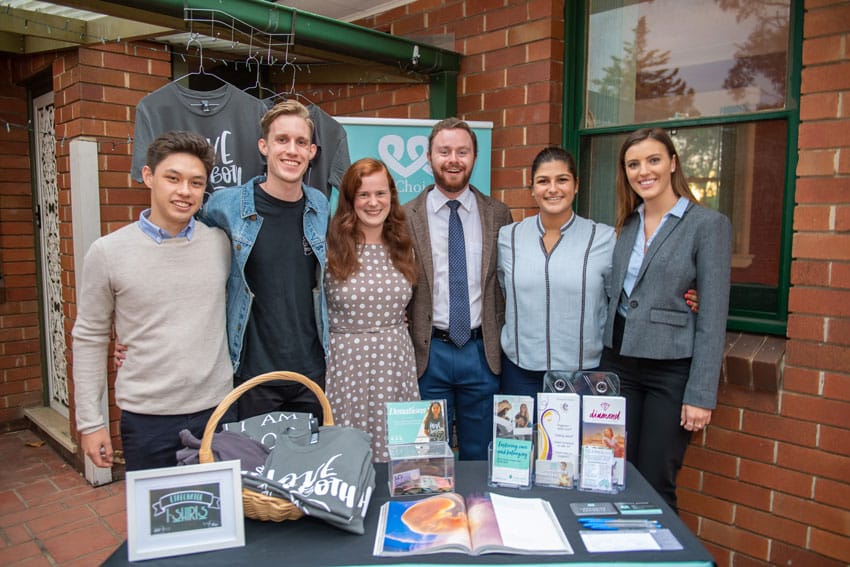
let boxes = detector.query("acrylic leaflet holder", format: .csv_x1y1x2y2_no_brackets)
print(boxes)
387,442,455,496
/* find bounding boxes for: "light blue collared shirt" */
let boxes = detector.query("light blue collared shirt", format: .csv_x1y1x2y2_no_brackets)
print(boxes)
138,209,195,243
618,196,689,317
426,186,484,330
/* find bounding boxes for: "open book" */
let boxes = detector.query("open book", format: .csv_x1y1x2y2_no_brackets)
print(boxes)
373,492,573,557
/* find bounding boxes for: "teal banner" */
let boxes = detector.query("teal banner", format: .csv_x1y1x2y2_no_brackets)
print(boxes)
338,118,493,204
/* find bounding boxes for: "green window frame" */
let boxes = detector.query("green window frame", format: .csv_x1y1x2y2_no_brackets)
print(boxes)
563,0,803,335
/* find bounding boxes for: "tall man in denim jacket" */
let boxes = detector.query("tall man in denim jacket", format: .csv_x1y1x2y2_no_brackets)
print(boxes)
200,100,329,420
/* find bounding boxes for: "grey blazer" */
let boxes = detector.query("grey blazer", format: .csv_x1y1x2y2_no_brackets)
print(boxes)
404,185,513,377
603,202,732,409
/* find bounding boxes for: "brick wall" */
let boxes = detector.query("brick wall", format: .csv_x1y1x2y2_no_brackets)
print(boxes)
0,57,41,431
0,43,166,447
329,0,565,221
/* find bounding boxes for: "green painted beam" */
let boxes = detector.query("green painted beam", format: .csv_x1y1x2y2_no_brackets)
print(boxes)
56,0,461,75
429,71,457,119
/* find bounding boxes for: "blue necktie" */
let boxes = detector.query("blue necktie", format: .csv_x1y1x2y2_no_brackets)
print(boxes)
447,200,470,348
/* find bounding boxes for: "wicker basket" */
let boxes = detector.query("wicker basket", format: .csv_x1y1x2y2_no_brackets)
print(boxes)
199,370,334,522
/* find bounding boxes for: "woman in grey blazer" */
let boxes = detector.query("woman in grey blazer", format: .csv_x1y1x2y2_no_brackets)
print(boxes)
601,128,732,512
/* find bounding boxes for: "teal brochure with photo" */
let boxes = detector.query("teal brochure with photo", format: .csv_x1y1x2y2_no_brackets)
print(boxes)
489,395,534,487
386,400,447,445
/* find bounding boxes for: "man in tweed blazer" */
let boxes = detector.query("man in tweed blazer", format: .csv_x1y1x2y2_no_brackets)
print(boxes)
405,118,513,460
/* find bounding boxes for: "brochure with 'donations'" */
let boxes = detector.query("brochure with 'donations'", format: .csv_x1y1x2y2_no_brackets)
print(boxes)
386,400,447,445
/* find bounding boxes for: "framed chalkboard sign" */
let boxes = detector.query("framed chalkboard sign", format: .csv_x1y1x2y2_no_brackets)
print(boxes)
126,460,244,561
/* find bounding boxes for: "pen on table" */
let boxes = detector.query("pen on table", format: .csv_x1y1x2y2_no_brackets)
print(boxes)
580,524,662,531
579,518,662,524
579,519,662,530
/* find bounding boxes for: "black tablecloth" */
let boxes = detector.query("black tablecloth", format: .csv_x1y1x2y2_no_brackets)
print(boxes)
104,461,715,566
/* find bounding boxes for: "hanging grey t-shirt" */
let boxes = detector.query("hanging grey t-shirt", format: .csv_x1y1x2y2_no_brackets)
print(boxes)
304,104,351,197
131,83,267,192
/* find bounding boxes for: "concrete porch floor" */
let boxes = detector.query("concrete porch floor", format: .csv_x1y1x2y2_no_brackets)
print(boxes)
0,429,126,565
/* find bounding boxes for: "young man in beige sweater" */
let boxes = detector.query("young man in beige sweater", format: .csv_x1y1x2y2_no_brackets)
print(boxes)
72,131,233,471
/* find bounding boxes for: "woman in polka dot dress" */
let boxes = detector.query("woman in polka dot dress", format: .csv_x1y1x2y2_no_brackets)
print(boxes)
325,158,420,461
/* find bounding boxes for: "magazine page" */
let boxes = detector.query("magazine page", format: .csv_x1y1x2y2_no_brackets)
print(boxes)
473,493,574,555
462,493,503,550
373,493,472,556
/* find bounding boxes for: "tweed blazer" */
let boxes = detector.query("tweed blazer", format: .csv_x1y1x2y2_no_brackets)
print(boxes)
602,202,732,409
405,185,513,377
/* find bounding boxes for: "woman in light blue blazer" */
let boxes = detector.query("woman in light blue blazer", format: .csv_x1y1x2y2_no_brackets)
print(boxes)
497,147,616,396
601,128,732,512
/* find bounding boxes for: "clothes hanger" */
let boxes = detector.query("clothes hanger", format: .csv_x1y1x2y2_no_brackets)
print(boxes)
241,31,279,102
242,52,278,100
171,33,230,101
239,29,276,100
265,42,318,106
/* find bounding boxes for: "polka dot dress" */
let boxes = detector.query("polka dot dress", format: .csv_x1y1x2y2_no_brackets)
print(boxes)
324,244,420,462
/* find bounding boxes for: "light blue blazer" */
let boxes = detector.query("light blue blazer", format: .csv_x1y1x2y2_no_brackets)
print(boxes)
602,202,732,409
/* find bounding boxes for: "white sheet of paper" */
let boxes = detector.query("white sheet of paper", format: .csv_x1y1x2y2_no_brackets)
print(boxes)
489,493,572,553
580,530,661,553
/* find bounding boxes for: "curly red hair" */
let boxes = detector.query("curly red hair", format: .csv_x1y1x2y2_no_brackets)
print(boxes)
326,158,417,284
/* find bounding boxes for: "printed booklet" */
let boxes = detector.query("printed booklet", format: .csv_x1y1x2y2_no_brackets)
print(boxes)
579,395,626,492
373,492,573,557
491,395,534,487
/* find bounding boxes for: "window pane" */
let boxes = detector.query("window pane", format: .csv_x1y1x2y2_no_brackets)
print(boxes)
585,0,790,127
579,121,787,311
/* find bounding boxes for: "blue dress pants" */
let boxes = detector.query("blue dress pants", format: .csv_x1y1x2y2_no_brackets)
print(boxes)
499,354,545,398
418,334,499,461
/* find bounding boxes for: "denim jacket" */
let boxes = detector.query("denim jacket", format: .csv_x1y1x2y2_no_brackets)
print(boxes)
199,175,329,372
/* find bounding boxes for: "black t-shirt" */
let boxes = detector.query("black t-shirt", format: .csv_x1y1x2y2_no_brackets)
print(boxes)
237,181,325,382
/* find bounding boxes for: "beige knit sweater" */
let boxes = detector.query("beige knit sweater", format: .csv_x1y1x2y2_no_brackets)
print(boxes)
72,222,233,435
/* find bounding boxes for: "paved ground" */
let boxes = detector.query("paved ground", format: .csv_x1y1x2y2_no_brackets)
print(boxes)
0,429,126,565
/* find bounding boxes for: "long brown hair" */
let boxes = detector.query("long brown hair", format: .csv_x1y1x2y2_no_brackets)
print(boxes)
326,158,417,283
614,128,697,234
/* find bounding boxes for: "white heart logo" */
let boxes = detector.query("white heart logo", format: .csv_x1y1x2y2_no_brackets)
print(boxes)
378,134,432,178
